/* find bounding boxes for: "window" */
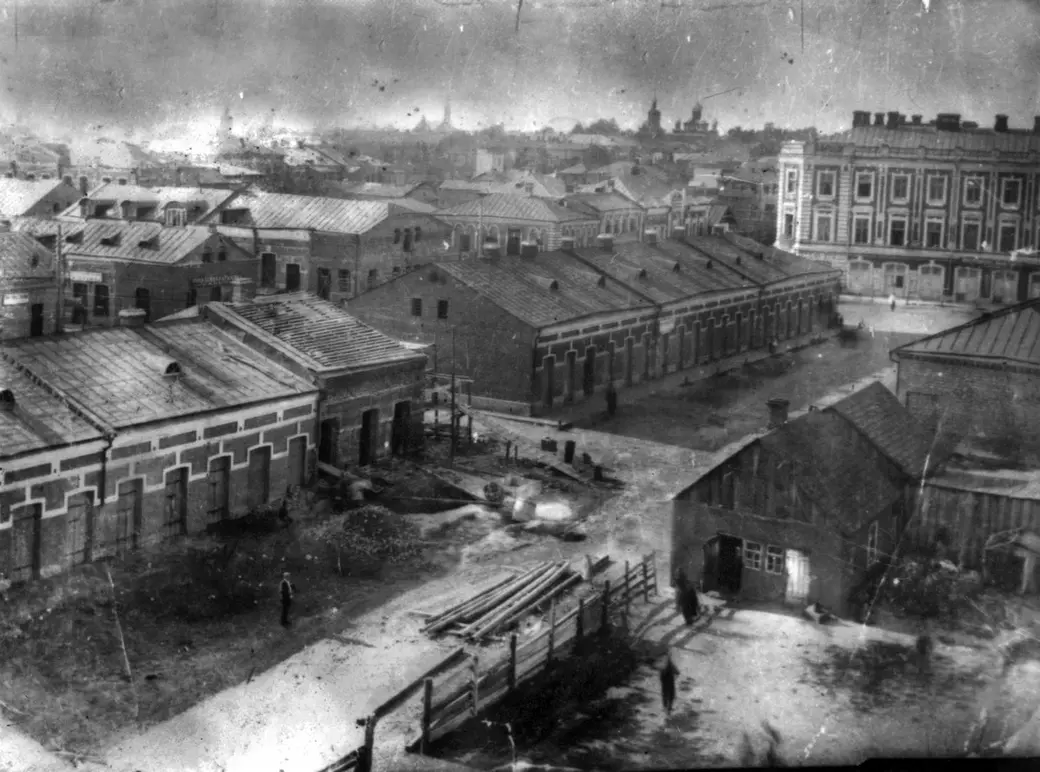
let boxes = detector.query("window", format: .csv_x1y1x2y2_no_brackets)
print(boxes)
962,220,981,251
815,214,832,242
927,175,946,204
338,269,351,293
202,247,213,263
368,268,378,282
855,172,873,200
411,298,423,316
999,222,1018,252
783,212,794,238
889,217,907,247
925,219,944,248
853,216,870,244
165,208,187,227
964,177,983,207
459,231,472,252
1002,178,1022,208
866,521,880,566
393,228,401,244
217,247,227,262
415,226,422,242
403,228,413,252
891,173,910,203
437,299,449,319
93,285,110,316
261,253,277,288
185,288,197,307
72,282,88,306
765,545,784,575
317,267,331,300
743,541,763,571
785,169,798,194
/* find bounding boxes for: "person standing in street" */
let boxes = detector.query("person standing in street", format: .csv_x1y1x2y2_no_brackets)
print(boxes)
659,652,680,715
889,293,897,312
280,572,296,628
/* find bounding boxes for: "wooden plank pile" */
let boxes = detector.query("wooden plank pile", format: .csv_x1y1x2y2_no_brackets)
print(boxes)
422,561,582,642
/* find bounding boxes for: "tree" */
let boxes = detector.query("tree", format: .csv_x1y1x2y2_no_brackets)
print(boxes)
586,118,621,135
570,123,585,134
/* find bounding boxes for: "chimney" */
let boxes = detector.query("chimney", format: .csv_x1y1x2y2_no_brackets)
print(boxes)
560,236,576,250
911,115,923,126
644,229,658,246
886,111,900,129
935,113,961,132
767,398,790,428
230,276,256,303
118,308,148,328
79,198,91,219
130,168,140,186
120,201,134,220
79,176,89,196
873,112,885,126
851,110,870,128
175,167,184,186
520,241,538,259
994,114,1009,133
56,162,64,182
596,234,614,251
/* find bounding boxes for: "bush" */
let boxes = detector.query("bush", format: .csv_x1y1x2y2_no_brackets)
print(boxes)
304,505,425,576
872,555,983,621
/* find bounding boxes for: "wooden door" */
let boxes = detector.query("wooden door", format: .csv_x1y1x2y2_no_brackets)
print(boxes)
582,347,596,397
565,351,577,402
287,436,307,489
285,264,301,292
65,491,95,566
391,401,411,456
624,338,634,386
359,409,378,466
207,457,230,523
10,504,42,583
163,469,188,539
702,536,721,593
29,304,44,337
318,418,339,466
542,355,555,408
247,446,272,510
115,480,141,554
785,549,811,605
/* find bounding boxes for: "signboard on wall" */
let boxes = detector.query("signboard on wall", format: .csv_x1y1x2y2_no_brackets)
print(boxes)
69,271,104,283
2,293,29,306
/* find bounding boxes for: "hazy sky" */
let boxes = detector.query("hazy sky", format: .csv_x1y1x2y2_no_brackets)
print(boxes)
1,0,1037,142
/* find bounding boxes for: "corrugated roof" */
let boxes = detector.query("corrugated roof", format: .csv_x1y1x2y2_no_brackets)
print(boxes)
217,293,425,372
335,182,419,198
682,235,790,284
565,192,645,214
437,253,652,329
0,178,75,217
2,322,315,429
0,231,56,279
437,193,594,223
892,299,1040,367
62,184,241,223
220,191,390,233
10,218,215,265
386,198,437,214
826,381,935,478
0,357,103,458
827,125,1040,154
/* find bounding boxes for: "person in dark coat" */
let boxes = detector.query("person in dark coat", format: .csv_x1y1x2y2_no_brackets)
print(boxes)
277,496,293,528
280,572,296,628
674,567,701,625
659,653,680,715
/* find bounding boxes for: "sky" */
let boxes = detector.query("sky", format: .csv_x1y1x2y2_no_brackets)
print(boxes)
0,0,1038,148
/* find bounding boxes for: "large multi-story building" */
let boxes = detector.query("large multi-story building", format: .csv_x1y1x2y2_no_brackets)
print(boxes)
777,110,1040,304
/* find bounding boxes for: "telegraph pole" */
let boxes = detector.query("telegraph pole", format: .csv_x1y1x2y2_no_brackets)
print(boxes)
449,326,457,467
55,223,64,334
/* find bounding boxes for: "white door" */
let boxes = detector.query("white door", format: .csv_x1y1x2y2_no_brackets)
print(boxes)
785,549,811,605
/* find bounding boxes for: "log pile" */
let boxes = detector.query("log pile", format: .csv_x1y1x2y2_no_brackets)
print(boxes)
422,561,583,642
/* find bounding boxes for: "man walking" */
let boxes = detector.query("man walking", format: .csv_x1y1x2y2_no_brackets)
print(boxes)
280,572,296,628
659,652,680,715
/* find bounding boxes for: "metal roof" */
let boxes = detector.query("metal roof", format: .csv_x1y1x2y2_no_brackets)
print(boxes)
820,126,1040,155
334,182,420,198
0,356,103,458
10,217,219,265
0,178,77,217
0,231,56,280
564,192,646,214
215,293,426,373
437,193,595,223
892,298,1040,367
2,321,315,429
219,191,391,233
61,183,242,224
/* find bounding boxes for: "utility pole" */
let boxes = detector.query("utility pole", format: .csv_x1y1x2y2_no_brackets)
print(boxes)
55,223,64,334
449,326,457,467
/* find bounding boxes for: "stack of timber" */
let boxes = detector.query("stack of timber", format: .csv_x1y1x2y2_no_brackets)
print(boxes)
422,561,583,642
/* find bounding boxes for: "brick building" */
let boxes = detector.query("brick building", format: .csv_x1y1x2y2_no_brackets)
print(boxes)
197,293,427,469
891,297,1040,465
436,193,601,256
778,110,1040,303
348,231,840,415
200,191,453,301
0,178,81,220
564,191,648,238
672,383,935,618
11,218,258,327
0,317,318,586
0,232,60,340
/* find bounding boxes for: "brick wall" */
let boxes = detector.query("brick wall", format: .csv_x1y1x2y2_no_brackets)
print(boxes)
438,215,601,253
337,213,453,296
897,356,1040,463
347,268,537,403
0,280,59,340
0,397,317,586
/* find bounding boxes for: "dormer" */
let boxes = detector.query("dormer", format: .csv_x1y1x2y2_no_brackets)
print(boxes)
672,262,681,273
162,361,182,379
0,388,14,413
34,234,57,250
65,230,83,244
78,198,91,218
597,274,607,288
120,200,134,220
138,234,160,250
100,232,122,247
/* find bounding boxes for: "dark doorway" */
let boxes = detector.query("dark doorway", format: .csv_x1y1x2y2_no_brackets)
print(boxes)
207,458,230,524
65,491,95,567
543,355,555,409
391,401,411,456
261,252,277,287
135,288,151,321
163,469,188,539
624,337,634,386
11,504,42,583
29,303,44,337
318,418,340,467
359,409,379,466
285,263,301,292
287,436,307,489
247,445,272,509
703,534,743,594
565,350,577,403
317,268,332,300
582,346,596,397
210,286,222,301
506,229,522,255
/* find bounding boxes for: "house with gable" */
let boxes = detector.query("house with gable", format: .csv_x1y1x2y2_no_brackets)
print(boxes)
0,177,81,220
0,231,60,340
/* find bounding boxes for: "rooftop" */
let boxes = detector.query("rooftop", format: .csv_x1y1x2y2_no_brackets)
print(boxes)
334,181,420,199
892,298,1040,368
811,124,1040,155
564,191,645,214
204,191,392,234
0,356,103,459
0,231,56,280
10,218,219,265
1,321,315,429
0,178,77,217
62,183,241,223
210,293,426,373
437,193,595,223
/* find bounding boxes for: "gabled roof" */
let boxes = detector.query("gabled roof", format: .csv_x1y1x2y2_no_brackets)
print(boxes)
0,231,56,279
334,181,420,199
2,321,315,429
825,381,935,478
0,178,77,217
210,293,426,373
11,218,217,265
211,191,390,233
559,163,587,175
0,357,103,458
438,179,492,192
682,235,789,284
891,298,1040,368
565,192,645,214
724,233,838,279
386,198,437,214
437,193,594,223
62,183,241,223
436,253,653,329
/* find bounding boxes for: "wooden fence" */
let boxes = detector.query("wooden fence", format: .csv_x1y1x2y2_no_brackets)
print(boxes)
410,553,659,753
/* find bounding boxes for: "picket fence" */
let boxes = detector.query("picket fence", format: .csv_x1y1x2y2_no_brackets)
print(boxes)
410,552,659,753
